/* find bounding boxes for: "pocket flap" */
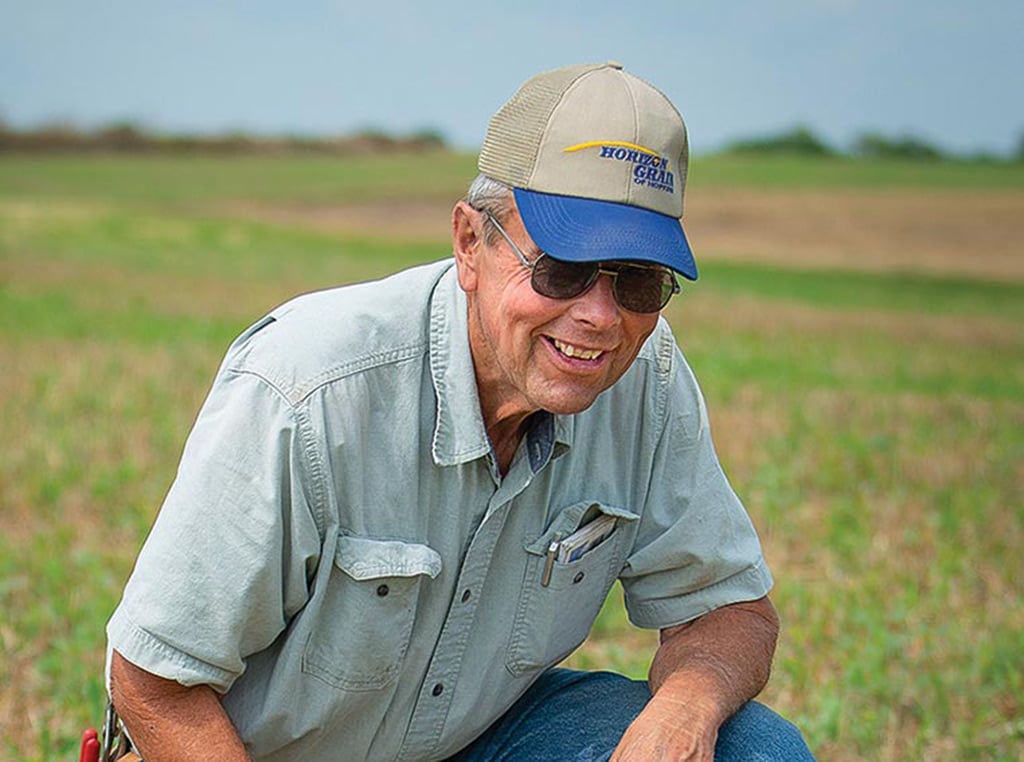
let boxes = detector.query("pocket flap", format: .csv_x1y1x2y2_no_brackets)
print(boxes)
525,502,640,555
335,535,442,581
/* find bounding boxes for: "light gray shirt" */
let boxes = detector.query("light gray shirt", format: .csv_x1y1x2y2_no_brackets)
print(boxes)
107,259,772,762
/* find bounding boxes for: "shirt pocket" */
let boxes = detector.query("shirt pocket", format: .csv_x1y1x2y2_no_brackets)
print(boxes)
506,502,639,677
302,534,441,691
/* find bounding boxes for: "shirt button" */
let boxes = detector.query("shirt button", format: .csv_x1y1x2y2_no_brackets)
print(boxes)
376,584,390,597
461,589,472,603
432,683,444,696
573,571,585,584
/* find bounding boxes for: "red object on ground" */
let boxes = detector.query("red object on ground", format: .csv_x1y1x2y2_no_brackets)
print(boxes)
79,728,100,762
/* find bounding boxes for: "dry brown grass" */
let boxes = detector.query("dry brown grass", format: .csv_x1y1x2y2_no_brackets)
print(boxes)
219,187,1024,282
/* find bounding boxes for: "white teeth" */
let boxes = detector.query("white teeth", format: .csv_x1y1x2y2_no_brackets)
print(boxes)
553,339,602,360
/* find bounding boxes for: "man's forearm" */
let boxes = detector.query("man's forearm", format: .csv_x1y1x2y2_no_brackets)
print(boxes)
649,595,779,724
110,650,251,762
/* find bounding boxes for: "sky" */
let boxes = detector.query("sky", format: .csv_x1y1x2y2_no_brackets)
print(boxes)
2,1,1022,156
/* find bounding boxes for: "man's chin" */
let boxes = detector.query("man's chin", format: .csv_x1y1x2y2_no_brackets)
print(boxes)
539,393,604,417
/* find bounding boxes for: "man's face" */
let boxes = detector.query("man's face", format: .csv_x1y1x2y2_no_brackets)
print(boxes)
455,204,660,426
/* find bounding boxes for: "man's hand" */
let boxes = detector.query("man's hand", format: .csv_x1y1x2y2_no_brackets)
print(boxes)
609,684,719,761
610,596,779,761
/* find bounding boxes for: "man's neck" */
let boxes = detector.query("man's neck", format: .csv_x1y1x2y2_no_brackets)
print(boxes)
485,411,534,477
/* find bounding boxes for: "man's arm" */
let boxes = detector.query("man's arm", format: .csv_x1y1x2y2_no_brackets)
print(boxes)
610,595,779,761
109,650,251,762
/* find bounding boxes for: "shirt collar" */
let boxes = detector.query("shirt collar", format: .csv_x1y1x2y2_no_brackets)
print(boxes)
428,261,574,469
429,264,491,466
525,412,573,472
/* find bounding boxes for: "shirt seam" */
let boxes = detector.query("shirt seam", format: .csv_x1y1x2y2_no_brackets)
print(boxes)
295,400,329,542
233,342,428,406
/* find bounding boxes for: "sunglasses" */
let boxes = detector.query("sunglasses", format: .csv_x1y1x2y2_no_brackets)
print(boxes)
485,213,680,314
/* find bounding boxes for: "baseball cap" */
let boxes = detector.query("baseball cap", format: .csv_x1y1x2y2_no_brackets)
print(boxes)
478,61,697,280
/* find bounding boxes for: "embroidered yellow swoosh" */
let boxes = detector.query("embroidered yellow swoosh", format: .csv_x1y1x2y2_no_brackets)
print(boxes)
563,141,660,155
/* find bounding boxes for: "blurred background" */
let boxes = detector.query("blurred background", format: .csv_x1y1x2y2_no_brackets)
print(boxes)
2,2,1022,760
3,0,1024,157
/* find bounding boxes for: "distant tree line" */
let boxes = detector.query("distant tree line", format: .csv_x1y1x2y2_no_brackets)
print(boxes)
725,125,1024,163
0,118,448,154
2,117,1022,162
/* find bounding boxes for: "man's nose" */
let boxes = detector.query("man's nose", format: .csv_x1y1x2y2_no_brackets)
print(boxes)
569,272,621,328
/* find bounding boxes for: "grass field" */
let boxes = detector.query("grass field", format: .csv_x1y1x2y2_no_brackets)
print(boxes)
1,152,1022,760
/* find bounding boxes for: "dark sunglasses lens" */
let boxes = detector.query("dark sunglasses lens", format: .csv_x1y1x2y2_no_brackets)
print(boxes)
532,256,598,300
613,266,676,313
531,255,677,313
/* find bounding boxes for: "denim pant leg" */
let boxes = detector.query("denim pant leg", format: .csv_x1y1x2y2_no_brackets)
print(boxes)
446,668,814,762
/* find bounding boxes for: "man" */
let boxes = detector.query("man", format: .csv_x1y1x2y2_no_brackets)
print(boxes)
107,62,814,761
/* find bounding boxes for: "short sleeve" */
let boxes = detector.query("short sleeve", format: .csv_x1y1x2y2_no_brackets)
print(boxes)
106,358,324,692
619,343,773,629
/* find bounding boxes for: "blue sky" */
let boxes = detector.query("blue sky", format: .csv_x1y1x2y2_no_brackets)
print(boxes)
2,1,1022,155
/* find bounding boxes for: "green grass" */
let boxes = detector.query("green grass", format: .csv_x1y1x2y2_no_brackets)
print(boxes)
0,152,479,207
1,152,1022,761
2,152,1021,211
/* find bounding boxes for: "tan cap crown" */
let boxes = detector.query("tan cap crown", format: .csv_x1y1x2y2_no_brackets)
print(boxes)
479,61,689,219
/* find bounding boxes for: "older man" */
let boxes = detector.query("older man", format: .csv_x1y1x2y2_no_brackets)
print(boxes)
107,62,813,761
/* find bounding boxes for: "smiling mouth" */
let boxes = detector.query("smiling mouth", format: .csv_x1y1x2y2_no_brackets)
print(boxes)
551,338,604,361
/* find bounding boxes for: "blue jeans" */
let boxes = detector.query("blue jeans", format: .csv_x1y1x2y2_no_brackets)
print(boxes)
447,668,814,761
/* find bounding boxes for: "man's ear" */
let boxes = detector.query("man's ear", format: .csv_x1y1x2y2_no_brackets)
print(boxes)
452,201,482,293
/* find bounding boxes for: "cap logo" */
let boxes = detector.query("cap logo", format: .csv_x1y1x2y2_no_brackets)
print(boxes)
563,141,675,194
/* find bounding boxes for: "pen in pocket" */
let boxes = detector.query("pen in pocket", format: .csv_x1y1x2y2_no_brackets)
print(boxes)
541,532,562,587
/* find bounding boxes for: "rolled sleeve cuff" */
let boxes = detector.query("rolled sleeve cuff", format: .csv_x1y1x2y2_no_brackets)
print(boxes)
625,557,774,630
107,607,239,693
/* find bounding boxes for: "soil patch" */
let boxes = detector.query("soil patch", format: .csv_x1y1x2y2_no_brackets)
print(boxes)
687,189,1024,281
219,188,1024,281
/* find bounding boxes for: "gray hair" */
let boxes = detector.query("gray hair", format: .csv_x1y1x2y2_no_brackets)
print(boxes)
466,173,515,245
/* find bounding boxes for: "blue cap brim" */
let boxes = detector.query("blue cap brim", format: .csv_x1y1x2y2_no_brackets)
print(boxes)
514,188,697,281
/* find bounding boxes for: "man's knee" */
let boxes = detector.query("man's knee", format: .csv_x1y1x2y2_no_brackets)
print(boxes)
529,672,815,761
716,701,815,761
529,673,815,762
452,670,814,762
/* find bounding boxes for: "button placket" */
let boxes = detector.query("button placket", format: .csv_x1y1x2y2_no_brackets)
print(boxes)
396,513,500,758
397,462,536,760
